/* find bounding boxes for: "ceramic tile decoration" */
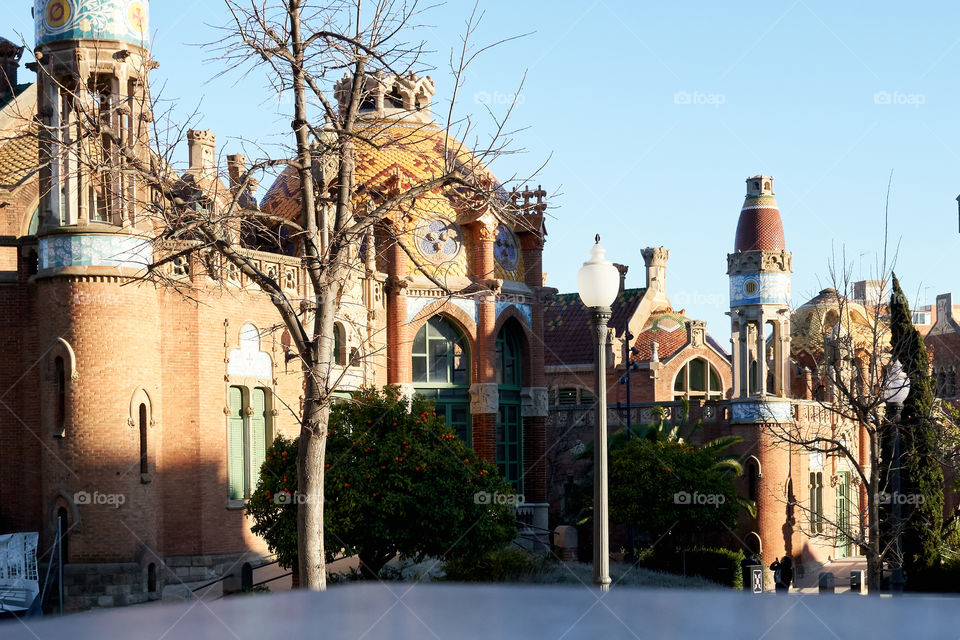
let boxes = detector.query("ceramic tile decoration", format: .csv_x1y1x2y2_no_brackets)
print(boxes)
406,295,478,324
729,273,791,306
38,233,152,270
495,300,531,326
35,0,149,47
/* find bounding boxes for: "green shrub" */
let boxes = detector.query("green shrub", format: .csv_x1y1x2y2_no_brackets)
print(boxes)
636,546,744,589
444,547,553,583
246,386,517,578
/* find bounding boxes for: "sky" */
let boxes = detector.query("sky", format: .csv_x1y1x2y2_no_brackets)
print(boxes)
6,1,960,345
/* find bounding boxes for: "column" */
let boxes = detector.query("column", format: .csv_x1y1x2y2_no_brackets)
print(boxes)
470,220,498,464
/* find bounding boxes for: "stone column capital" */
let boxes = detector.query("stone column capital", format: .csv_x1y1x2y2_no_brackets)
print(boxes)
521,386,549,418
469,382,499,414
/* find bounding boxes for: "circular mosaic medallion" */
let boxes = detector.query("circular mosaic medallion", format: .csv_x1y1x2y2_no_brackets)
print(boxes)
415,219,462,264
44,0,73,30
493,224,519,271
128,1,148,35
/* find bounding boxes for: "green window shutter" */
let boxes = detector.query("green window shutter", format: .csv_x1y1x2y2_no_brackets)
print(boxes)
227,386,246,500
250,388,269,492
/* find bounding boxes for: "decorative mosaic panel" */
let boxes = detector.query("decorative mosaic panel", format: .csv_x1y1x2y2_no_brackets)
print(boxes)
35,0,149,47
38,233,152,270
406,296,478,324
414,219,463,264
495,300,531,327
729,273,790,307
731,400,794,424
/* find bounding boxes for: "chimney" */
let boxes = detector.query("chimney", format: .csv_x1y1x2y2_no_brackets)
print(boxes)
226,154,246,194
187,130,216,179
641,247,669,294
0,38,24,95
614,263,629,295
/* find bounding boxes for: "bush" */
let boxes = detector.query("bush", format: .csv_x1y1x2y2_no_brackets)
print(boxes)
637,546,744,589
444,547,553,583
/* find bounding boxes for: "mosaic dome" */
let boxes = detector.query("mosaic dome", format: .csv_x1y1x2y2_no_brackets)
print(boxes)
35,0,149,48
261,121,525,281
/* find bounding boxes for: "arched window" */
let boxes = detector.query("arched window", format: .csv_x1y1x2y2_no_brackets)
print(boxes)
54,356,66,434
673,358,723,401
412,316,469,385
139,403,148,475
333,323,346,366
746,458,760,501
412,316,471,444
496,322,524,491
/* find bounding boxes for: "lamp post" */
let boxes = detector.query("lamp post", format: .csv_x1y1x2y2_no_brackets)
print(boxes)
883,360,910,595
577,235,620,591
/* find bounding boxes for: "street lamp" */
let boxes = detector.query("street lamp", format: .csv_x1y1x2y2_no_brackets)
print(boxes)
883,360,910,594
577,235,620,591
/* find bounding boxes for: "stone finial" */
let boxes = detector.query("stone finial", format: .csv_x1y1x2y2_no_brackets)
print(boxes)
0,37,24,94
187,130,216,178
641,247,669,293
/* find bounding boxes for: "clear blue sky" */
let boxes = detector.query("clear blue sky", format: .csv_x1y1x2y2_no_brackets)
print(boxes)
6,1,960,343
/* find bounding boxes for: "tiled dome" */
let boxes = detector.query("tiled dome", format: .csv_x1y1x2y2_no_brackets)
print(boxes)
734,175,785,252
262,122,481,223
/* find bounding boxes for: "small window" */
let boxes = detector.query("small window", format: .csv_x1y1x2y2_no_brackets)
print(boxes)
54,356,66,434
334,323,346,366
139,403,148,475
673,358,723,401
557,388,579,406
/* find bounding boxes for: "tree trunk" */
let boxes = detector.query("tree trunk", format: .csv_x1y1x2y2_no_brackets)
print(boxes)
297,388,328,590
867,436,882,592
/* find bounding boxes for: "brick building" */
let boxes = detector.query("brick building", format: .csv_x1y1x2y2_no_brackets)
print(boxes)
0,0,549,610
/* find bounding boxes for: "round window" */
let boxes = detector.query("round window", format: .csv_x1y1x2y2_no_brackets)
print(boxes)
743,279,759,295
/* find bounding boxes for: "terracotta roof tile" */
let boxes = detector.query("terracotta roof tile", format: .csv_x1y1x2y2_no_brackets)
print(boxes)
543,288,645,366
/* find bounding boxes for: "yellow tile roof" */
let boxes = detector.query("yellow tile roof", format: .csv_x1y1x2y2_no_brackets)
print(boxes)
0,124,38,190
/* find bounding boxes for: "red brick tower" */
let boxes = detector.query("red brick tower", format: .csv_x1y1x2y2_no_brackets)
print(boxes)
32,0,162,604
727,175,797,566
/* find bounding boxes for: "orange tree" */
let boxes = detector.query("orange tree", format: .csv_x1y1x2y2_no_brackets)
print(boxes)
247,386,517,578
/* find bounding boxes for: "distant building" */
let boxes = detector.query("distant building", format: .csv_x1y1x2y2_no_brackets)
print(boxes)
544,175,889,577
